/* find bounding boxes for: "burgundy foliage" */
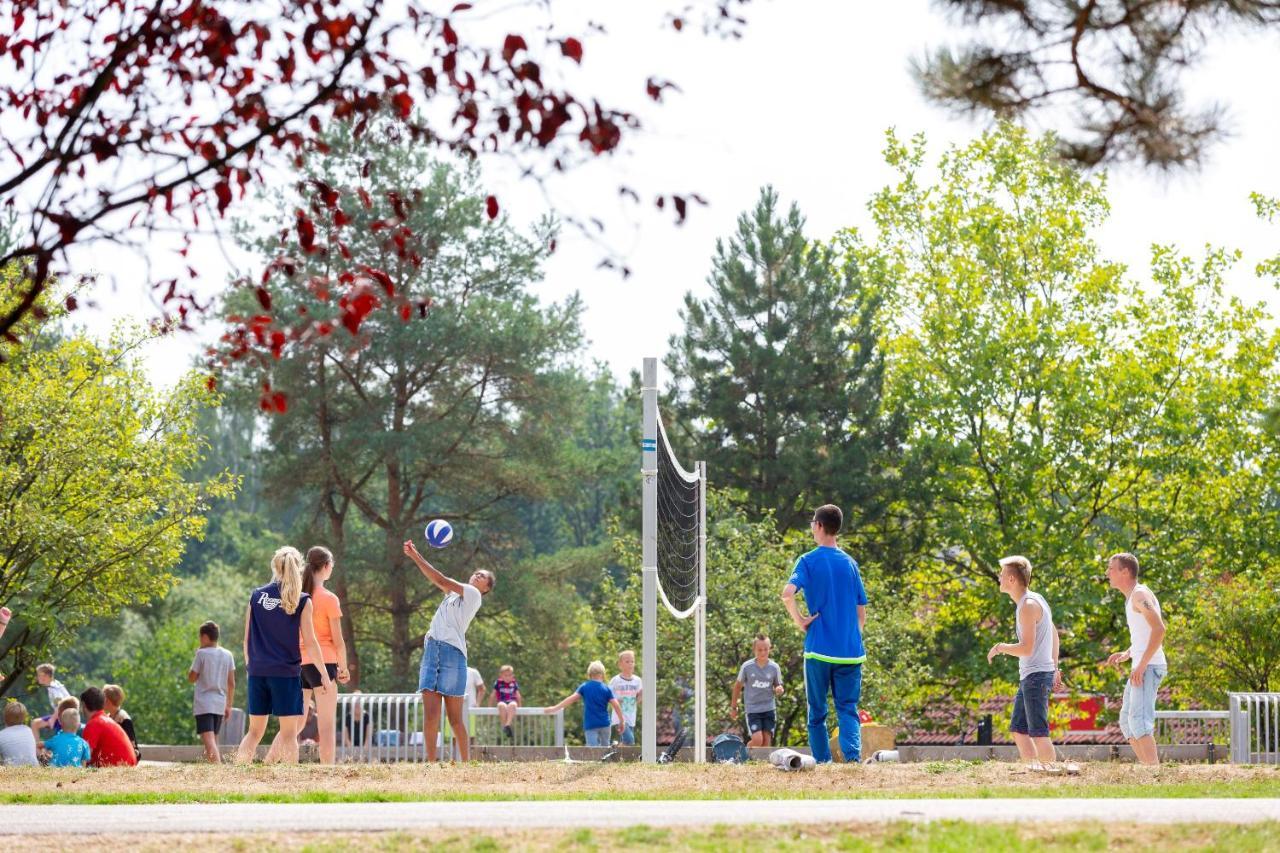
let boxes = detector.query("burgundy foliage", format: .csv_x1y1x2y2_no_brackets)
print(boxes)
0,0,740,406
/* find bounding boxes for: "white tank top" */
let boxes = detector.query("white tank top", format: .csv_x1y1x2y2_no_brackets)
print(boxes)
1126,583,1167,669
1015,591,1056,678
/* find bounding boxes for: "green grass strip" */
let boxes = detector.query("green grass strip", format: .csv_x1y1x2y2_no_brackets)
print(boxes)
3,779,1279,806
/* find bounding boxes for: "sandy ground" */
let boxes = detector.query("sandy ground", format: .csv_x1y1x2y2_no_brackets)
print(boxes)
0,760,1276,800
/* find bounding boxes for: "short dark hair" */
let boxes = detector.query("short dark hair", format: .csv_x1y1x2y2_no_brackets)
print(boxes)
199,621,220,643
1109,552,1140,578
754,633,770,644
813,504,842,536
80,686,105,713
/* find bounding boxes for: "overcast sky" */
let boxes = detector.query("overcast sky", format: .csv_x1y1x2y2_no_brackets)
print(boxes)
72,1,1280,390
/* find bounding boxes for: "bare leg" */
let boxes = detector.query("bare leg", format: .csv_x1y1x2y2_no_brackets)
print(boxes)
422,690,442,762
443,694,469,762
314,685,339,765
1011,732,1038,762
268,716,303,763
761,731,773,748
748,730,763,747
235,715,269,763
1131,735,1160,765
200,731,221,763
1031,736,1057,764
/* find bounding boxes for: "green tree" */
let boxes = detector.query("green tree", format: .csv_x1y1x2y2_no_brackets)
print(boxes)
224,119,587,685
0,327,234,697
665,186,905,537
1171,573,1280,706
597,491,930,746
863,124,1280,695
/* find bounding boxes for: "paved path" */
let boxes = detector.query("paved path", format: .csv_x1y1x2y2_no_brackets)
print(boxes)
2,799,1279,834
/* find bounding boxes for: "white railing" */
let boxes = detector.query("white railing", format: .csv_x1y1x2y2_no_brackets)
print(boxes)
333,693,563,762
1229,692,1280,764
1153,710,1230,746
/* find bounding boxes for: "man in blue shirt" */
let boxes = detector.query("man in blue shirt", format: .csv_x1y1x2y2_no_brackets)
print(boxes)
781,504,868,763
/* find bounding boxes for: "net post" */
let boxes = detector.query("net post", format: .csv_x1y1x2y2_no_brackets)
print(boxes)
695,459,707,763
642,357,658,763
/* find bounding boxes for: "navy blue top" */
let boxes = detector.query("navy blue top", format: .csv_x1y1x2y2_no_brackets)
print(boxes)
576,680,615,730
246,582,311,678
787,546,868,663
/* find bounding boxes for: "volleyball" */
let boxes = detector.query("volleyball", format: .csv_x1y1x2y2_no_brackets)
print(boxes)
424,519,454,549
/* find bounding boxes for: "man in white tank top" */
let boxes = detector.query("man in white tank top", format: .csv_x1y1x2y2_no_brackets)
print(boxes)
987,556,1063,770
1103,552,1168,765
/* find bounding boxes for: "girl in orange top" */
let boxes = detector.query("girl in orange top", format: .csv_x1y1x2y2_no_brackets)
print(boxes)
301,545,350,763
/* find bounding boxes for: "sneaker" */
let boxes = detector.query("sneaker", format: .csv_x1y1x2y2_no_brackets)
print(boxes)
503,725,514,741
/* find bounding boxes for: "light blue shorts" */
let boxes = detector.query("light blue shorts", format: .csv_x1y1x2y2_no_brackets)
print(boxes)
585,726,611,747
1119,664,1166,740
418,637,467,696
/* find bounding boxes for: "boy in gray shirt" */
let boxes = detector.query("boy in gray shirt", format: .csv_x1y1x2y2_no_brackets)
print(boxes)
189,621,236,763
730,634,784,747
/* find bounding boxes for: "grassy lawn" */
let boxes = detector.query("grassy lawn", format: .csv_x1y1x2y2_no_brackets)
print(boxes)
8,821,1280,851
0,761,1277,805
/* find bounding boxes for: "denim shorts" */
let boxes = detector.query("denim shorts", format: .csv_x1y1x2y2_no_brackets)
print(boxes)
585,726,611,747
1119,664,1167,740
1009,670,1054,737
418,636,467,696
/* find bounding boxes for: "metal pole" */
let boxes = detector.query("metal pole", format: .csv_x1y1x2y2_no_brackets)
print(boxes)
641,357,658,763
695,459,707,763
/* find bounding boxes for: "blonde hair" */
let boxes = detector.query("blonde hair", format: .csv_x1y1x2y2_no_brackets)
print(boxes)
103,684,125,706
586,660,606,680
999,555,1032,587
617,649,635,662
3,701,26,727
59,707,82,731
36,663,55,677
271,546,305,615
499,664,514,675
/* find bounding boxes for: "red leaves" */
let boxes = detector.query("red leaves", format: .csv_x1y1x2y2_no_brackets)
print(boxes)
260,391,288,413
486,195,499,219
295,209,318,253
646,78,680,102
361,267,396,297
65,295,78,311
255,286,272,311
442,21,458,47
392,90,413,118
502,34,527,63
560,38,583,63
214,180,232,215
338,285,379,336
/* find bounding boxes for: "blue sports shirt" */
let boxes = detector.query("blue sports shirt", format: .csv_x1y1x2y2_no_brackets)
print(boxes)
787,546,868,663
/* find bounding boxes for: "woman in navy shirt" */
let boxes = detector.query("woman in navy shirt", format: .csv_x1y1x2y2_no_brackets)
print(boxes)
235,546,332,763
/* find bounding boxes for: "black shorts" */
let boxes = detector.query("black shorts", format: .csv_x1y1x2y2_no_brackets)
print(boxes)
301,663,338,689
195,713,224,735
747,710,776,736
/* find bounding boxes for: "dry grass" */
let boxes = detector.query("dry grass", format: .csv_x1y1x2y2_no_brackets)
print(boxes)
0,760,1276,802
8,820,1280,852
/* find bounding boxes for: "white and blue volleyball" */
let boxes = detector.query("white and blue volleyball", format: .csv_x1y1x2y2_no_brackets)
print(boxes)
424,519,454,549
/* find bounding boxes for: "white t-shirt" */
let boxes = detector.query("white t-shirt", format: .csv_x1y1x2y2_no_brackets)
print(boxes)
462,667,485,717
609,673,642,726
0,724,39,766
426,584,482,658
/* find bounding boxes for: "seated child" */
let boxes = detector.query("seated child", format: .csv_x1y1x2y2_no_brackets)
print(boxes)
0,701,39,766
492,664,522,741
44,708,92,768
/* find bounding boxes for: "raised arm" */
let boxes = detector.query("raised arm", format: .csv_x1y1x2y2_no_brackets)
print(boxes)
403,541,465,596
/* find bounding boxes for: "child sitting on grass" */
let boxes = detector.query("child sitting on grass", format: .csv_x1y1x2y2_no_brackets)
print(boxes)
44,708,91,767
0,701,38,766
544,660,624,747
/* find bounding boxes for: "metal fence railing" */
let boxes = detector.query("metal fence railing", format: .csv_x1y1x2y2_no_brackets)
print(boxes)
1229,692,1280,764
333,693,564,762
1153,710,1230,746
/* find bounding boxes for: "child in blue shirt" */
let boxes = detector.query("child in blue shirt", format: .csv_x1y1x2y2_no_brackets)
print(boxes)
544,660,624,747
44,708,91,767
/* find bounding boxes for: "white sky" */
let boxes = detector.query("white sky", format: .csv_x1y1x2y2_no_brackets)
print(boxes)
71,1,1280,389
